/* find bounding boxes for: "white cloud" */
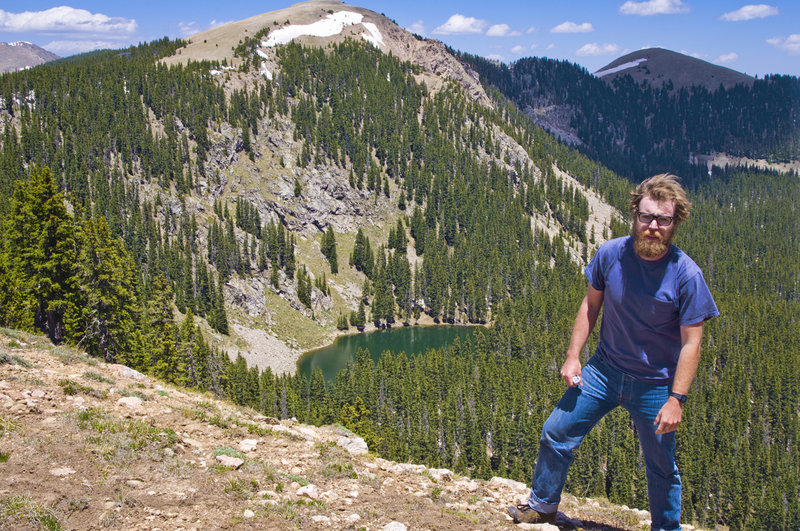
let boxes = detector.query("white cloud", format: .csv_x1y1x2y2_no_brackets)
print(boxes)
721,4,778,21
768,34,800,55
407,20,426,36
619,0,688,16
44,39,119,55
487,23,510,37
486,53,506,62
433,14,486,35
0,7,136,34
527,26,537,34
546,43,556,50
576,43,621,56
551,21,594,33
511,45,526,53
716,52,738,63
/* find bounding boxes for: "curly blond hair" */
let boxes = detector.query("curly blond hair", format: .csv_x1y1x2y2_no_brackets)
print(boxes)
629,173,691,225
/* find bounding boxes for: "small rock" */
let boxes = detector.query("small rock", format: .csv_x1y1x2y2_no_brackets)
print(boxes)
311,515,330,524
243,509,255,519
296,484,320,500
108,364,148,381
117,396,142,408
489,476,528,492
6,390,25,401
126,479,145,488
382,522,408,531
50,467,76,477
337,435,368,455
239,439,258,452
345,513,361,524
428,468,453,482
182,437,203,448
30,390,46,398
215,455,244,469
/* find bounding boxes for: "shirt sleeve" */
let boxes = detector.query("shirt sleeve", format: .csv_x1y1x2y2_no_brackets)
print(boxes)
679,271,719,326
584,245,606,291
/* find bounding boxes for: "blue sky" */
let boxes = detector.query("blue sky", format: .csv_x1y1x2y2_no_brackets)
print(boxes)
1,1,797,77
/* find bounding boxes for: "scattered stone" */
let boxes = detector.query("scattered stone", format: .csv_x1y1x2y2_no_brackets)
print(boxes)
126,479,146,488
117,396,142,408
108,364,148,381
345,513,361,524
382,522,408,531
50,467,76,477
182,436,203,448
30,390,46,398
337,435,368,455
243,509,255,519
296,484,320,500
215,455,244,469
311,515,330,524
428,468,453,481
489,476,528,492
239,439,258,452
5,390,24,401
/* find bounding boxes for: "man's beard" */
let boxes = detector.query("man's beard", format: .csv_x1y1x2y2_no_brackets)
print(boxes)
633,225,673,259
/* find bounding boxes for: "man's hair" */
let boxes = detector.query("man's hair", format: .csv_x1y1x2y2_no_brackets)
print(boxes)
629,173,691,225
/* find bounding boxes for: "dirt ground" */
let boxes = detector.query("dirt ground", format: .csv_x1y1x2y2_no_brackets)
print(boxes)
1,328,686,530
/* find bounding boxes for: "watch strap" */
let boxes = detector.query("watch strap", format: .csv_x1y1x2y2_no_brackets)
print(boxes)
669,391,688,403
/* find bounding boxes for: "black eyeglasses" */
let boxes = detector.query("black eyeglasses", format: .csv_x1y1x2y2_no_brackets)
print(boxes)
636,211,675,227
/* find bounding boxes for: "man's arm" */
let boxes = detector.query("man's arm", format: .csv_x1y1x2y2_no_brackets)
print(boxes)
561,284,604,387
654,321,704,434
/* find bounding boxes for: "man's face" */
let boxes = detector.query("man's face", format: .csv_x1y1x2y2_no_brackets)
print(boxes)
632,196,676,260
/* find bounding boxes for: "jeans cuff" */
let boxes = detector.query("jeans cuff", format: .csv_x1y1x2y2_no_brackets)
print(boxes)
528,493,558,514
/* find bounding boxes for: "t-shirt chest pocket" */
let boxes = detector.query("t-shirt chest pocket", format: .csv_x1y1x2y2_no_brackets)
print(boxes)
644,295,678,326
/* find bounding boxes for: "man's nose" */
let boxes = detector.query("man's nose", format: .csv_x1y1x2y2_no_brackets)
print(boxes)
648,218,660,229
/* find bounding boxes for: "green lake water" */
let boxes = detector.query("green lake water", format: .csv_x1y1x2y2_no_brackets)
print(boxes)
297,325,478,381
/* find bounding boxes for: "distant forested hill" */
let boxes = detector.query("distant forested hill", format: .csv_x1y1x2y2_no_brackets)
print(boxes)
458,52,800,180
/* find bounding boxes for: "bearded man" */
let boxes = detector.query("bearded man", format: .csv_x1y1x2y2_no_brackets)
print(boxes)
508,174,718,530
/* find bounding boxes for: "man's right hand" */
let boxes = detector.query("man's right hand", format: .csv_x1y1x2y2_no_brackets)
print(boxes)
561,357,582,387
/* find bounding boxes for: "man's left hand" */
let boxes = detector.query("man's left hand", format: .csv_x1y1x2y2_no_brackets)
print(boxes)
654,398,683,434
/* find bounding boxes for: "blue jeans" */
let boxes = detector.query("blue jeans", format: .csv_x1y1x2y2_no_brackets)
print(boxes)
528,355,681,531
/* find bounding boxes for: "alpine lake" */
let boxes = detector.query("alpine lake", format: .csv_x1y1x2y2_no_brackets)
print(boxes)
297,325,479,382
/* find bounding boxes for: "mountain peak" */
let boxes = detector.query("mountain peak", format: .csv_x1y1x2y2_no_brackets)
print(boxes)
0,41,59,73
163,0,490,105
595,47,754,92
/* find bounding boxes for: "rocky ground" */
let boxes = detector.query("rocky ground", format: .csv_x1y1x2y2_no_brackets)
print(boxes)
0,328,702,530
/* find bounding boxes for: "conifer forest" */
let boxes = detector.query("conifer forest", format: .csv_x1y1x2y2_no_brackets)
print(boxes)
0,33,798,530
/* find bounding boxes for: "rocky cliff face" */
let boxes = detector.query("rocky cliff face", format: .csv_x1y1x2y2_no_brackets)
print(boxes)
0,329,697,530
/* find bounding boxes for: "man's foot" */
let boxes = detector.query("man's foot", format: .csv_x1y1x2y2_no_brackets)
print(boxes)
507,504,557,524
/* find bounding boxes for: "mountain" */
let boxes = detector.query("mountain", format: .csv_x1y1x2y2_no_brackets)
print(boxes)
0,41,59,73
595,47,754,92
458,49,799,179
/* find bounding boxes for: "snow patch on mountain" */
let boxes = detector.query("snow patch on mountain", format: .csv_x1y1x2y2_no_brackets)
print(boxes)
261,11,383,49
595,58,647,77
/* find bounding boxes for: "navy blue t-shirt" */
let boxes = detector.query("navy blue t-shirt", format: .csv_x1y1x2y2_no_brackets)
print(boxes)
585,236,719,384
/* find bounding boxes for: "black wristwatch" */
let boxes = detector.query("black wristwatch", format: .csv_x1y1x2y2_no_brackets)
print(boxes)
669,391,688,404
